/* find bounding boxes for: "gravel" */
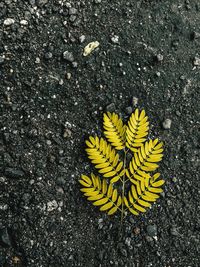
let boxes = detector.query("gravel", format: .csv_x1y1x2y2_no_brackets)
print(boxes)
146,224,158,237
63,51,75,62
162,118,172,129
0,0,199,266
3,18,15,26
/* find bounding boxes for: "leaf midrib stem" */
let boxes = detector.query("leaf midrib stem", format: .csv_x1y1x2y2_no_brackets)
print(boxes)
121,148,127,224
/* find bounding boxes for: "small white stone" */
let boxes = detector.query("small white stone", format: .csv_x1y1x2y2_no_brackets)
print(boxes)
4,18,15,26
132,97,138,106
20,20,28,26
193,56,200,66
47,200,58,212
162,118,172,129
79,35,86,43
111,35,119,44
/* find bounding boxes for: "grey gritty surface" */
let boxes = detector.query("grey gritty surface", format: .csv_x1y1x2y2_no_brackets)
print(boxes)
0,0,200,266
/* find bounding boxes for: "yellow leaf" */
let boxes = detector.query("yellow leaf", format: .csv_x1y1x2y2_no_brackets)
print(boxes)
116,161,123,172
152,180,165,187
143,162,159,169
84,190,99,197
79,180,91,187
131,185,138,200
100,201,113,211
149,187,163,193
80,188,95,193
136,182,142,196
102,179,107,194
110,176,120,183
99,166,113,174
123,196,129,208
91,173,97,188
142,195,156,202
117,196,122,206
139,116,148,125
112,189,118,202
139,110,146,120
81,174,92,185
107,206,118,215
103,170,117,177
133,203,146,212
135,108,139,120
145,191,159,199
137,199,151,207
140,179,145,192
129,207,139,215
154,142,163,150
85,140,94,148
113,154,119,167
153,173,161,180
134,153,140,167
87,193,104,201
93,197,108,206
89,136,95,145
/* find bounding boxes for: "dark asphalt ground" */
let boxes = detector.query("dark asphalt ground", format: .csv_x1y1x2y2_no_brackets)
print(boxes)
0,0,200,266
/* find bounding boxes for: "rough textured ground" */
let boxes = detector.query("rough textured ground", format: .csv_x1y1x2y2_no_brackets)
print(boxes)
0,0,200,266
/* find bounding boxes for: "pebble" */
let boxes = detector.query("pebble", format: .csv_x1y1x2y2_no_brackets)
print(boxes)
63,128,72,138
66,72,71,80
145,235,153,242
0,228,12,247
72,61,78,68
79,35,86,43
59,79,64,85
69,15,77,22
35,57,40,64
69,7,78,15
106,103,116,112
162,118,172,129
36,0,48,6
44,52,53,59
3,18,15,26
146,224,157,237
94,0,101,3
193,56,200,66
47,200,58,212
111,35,119,44
20,20,28,26
125,237,132,247
63,51,74,62
132,96,138,106
125,106,133,115
0,57,4,64
155,71,161,77
46,140,51,145
133,227,140,235
120,247,127,257
192,31,200,40
156,54,164,62
5,168,25,179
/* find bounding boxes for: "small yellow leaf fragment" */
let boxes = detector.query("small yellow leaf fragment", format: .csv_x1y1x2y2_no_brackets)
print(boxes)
83,41,100,56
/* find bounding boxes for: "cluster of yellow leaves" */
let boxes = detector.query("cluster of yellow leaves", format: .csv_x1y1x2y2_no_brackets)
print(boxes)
79,109,164,217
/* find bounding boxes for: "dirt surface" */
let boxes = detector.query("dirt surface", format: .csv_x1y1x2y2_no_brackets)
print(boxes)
0,0,200,266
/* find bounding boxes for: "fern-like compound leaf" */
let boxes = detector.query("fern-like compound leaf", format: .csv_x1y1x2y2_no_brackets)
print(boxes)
126,109,149,152
103,112,126,150
124,173,165,214
79,173,122,215
127,139,163,183
85,136,125,183
80,108,165,221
